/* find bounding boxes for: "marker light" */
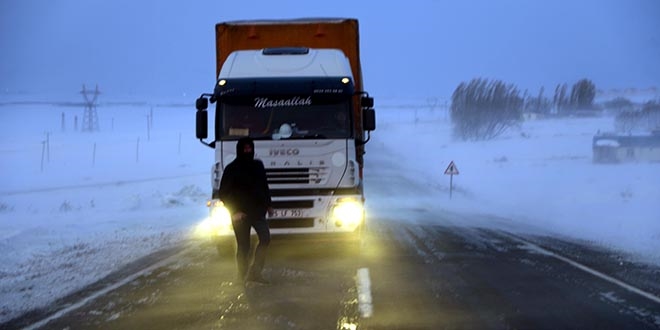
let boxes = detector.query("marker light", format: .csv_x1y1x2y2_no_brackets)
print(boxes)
331,198,364,228
218,79,227,86
341,77,350,84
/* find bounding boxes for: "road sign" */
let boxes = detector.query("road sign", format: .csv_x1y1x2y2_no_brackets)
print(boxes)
444,161,459,199
444,161,459,175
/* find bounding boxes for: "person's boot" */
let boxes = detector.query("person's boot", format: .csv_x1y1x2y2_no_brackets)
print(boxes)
236,262,248,286
246,270,269,284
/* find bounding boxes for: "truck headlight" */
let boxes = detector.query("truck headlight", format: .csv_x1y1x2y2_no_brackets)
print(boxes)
194,200,233,238
207,199,232,229
331,198,364,227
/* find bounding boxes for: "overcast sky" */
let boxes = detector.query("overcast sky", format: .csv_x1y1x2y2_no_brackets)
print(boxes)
1,0,659,99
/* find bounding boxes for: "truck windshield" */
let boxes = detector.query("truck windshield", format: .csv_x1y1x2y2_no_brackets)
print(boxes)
219,101,352,140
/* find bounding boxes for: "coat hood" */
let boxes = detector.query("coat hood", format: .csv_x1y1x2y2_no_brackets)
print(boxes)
236,137,255,162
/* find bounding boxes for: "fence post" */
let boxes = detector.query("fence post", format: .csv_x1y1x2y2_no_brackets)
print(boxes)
40,140,46,172
92,142,97,167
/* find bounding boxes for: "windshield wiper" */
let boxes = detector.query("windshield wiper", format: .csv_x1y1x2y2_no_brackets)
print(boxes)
293,134,328,139
251,135,273,140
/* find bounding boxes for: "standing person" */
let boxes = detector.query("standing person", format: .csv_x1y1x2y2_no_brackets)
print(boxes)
219,137,274,284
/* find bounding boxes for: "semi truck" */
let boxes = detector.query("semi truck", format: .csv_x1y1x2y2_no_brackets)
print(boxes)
194,18,376,254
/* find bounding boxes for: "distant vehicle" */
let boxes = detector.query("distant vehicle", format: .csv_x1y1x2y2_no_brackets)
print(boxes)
194,18,376,254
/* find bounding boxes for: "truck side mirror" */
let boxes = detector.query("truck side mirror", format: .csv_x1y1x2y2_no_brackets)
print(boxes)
196,97,208,111
196,110,208,139
363,108,376,131
361,96,374,108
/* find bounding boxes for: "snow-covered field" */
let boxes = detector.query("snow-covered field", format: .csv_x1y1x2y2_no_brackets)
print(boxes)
1,96,659,324
371,103,660,261
0,100,211,323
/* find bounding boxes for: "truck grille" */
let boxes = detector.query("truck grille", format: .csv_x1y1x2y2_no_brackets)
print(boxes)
266,167,328,185
271,200,314,209
269,218,315,228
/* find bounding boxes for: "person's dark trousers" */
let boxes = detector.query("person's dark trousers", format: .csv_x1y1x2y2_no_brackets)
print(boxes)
232,217,251,281
232,215,270,281
249,217,271,277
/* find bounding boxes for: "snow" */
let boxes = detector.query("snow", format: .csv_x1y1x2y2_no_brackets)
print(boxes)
1,97,659,324
595,139,620,147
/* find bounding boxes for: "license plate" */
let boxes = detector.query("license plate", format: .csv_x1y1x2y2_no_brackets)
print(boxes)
271,209,304,218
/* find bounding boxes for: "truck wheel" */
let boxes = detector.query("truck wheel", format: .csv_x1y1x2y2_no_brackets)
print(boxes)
213,237,235,259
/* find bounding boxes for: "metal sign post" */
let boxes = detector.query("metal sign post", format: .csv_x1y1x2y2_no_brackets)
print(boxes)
444,161,459,199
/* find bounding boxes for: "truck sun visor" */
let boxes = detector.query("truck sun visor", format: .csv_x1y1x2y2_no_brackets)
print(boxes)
262,47,310,55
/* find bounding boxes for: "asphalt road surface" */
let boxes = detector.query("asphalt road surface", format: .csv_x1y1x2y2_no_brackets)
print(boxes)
9,216,660,330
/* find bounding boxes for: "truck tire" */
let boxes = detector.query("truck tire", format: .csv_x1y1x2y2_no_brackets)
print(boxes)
213,237,235,259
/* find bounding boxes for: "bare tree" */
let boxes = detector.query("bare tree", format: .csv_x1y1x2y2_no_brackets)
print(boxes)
553,83,569,114
450,78,523,141
614,102,660,133
570,78,596,110
603,97,634,113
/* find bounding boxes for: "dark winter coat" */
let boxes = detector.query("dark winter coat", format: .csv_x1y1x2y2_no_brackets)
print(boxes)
218,138,272,218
